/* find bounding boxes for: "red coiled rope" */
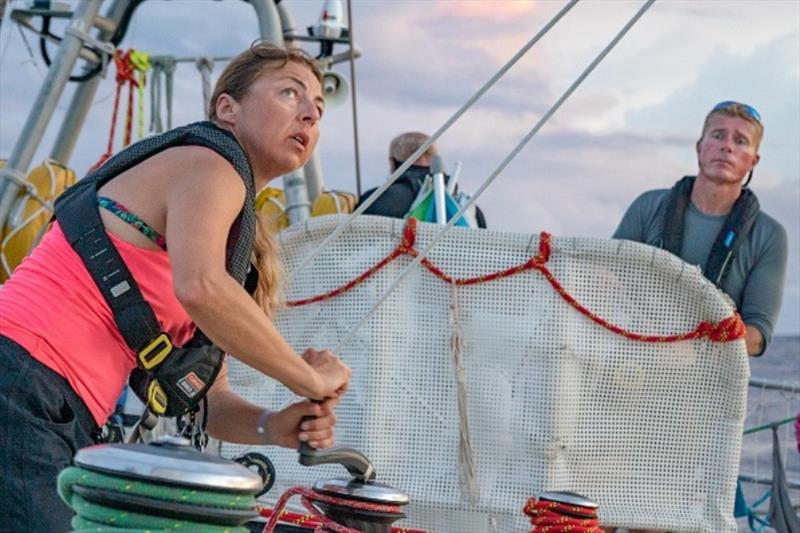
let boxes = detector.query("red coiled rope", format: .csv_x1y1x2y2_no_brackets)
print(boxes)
287,218,745,344
259,486,427,533
523,497,602,533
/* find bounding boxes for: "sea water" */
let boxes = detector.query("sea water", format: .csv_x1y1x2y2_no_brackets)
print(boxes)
737,335,799,531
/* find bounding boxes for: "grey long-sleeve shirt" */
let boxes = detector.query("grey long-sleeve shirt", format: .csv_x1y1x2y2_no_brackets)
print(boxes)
613,189,788,353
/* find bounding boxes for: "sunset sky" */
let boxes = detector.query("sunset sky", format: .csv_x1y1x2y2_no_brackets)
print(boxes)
1,0,797,333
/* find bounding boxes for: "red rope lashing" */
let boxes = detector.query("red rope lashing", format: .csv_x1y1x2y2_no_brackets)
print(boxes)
286,221,744,344
260,486,427,533
533,261,746,342
91,49,139,171
286,218,418,307
523,498,602,533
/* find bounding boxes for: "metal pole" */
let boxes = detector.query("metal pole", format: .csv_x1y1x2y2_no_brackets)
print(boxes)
50,0,130,165
250,0,310,222
274,0,300,46
0,0,103,229
749,377,800,394
283,169,311,225
249,0,284,45
346,0,362,196
276,0,325,205
303,152,323,205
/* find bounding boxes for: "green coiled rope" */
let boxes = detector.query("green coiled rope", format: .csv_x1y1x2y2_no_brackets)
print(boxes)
58,466,256,532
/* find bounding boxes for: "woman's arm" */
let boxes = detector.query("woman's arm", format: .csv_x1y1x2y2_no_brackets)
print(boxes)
164,148,349,399
206,361,338,448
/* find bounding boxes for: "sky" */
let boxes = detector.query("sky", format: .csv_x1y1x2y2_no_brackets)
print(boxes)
1,0,798,335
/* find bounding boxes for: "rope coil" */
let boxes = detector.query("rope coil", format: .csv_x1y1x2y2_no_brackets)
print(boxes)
523,497,602,533
260,486,427,533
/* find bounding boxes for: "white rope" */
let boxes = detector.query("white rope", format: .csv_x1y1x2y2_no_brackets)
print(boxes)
334,0,657,354
450,281,478,504
286,0,581,287
196,56,214,119
149,56,177,134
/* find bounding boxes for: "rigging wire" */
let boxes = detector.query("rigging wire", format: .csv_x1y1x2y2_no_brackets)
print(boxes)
0,0,23,68
286,0,580,287
15,22,44,78
346,0,362,197
332,0,658,354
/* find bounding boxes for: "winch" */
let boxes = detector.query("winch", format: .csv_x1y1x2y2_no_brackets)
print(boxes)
311,477,410,532
58,435,263,531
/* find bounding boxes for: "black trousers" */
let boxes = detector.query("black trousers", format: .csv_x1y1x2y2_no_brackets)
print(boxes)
0,335,98,532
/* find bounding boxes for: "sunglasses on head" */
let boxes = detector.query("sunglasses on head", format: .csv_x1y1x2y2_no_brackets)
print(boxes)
711,101,762,124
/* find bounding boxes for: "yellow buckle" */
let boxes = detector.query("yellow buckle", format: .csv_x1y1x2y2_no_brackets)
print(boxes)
147,381,168,415
138,333,172,370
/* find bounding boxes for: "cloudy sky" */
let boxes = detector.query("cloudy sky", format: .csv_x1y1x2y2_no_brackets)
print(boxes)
1,0,798,334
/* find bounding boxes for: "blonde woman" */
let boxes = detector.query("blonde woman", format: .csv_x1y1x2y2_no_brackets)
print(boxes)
0,42,350,530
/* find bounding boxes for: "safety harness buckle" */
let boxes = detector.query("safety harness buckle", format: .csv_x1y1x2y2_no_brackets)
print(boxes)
147,381,168,415
138,332,173,370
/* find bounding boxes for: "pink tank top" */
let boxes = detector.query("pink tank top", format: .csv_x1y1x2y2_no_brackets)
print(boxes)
0,222,195,424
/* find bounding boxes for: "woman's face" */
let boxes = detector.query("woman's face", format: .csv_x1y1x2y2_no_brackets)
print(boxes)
227,61,324,184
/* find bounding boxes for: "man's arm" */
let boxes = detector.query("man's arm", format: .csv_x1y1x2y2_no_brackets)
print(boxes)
739,222,789,356
612,194,649,242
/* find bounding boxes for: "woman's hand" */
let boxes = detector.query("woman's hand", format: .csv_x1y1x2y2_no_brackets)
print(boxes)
302,348,351,399
264,398,339,449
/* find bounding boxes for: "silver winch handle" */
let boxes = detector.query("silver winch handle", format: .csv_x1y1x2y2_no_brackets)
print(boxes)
299,442,376,483
296,399,377,482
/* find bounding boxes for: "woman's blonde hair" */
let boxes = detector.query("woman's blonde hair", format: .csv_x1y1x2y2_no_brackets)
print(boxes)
251,212,284,317
210,41,321,314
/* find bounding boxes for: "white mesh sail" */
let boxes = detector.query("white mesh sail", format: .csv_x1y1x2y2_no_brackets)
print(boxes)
224,215,748,533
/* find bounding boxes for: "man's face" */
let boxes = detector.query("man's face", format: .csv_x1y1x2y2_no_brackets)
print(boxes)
696,114,760,186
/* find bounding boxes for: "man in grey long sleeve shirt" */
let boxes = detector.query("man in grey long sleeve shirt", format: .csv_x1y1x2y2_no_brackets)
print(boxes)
613,101,787,356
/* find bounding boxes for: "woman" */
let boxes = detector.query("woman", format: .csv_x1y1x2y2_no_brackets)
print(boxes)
0,42,350,530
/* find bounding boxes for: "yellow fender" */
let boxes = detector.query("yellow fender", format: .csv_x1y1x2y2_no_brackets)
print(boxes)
255,188,357,234
255,187,289,232
311,190,357,217
0,159,77,281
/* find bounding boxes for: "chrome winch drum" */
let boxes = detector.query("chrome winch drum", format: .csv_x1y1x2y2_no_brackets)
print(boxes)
311,477,410,533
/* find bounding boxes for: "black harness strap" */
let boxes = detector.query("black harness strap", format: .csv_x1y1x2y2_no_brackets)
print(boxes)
662,175,760,287
54,121,257,417
56,183,161,352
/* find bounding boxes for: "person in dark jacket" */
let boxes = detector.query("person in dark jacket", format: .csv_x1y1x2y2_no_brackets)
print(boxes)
357,131,487,227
